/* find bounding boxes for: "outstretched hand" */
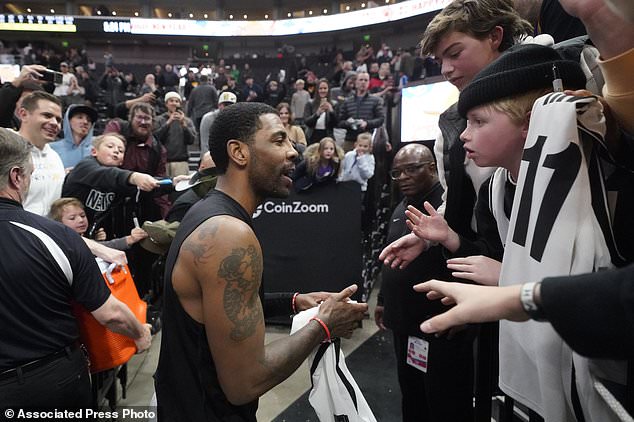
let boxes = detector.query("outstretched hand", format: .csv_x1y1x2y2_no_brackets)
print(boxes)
413,280,528,334
406,202,461,252
379,232,427,269
130,172,160,191
405,202,448,243
446,256,501,286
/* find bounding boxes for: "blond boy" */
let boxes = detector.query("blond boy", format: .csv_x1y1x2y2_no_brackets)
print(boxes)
62,133,159,238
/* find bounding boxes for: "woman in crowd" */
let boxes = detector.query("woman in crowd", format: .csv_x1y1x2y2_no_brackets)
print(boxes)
303,79,338,145
277,102,307,153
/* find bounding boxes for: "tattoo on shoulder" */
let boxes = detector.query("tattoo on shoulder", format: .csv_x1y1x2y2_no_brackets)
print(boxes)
218,245,263,341
182,222,219,265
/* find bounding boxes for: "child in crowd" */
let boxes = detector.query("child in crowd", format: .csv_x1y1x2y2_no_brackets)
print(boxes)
290,79,310,126
50,197,148,250
62,133,160,238
292,137,343,191
338,132,375,192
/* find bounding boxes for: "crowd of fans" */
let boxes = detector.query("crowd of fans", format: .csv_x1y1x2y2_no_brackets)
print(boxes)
1,37,422,301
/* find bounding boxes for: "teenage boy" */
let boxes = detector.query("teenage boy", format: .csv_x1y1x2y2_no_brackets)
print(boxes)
50,104,99,169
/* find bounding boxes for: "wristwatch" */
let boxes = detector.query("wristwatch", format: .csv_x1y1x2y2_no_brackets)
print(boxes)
520,282,547,321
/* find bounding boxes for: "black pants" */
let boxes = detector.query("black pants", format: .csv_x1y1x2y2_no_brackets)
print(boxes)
393,331,474,422
0,346,91,409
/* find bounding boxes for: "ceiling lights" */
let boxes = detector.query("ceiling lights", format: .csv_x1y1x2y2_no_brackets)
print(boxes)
133,2,380,21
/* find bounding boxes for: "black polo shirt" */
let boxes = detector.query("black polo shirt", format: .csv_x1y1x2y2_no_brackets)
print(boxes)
0,198,110,370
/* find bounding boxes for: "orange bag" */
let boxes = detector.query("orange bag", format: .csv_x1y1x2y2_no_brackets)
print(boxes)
73,260,147,373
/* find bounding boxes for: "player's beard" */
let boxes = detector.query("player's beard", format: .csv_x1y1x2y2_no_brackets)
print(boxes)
248,152,291,200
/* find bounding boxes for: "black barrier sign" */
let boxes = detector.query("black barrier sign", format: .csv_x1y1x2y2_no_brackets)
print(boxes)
253,181,362,300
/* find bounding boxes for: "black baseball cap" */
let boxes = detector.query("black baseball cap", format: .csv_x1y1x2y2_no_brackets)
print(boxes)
67,104,99,123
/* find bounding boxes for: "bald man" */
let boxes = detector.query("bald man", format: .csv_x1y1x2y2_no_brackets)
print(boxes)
376,144,475,422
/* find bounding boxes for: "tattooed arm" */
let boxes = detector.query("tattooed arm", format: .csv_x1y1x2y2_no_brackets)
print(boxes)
177,215,368,405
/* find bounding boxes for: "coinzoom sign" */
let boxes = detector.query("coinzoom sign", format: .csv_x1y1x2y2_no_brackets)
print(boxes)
252,200,329,218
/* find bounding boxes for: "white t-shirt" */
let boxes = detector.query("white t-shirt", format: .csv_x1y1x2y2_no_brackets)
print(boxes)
53,73,74,97
23,144,65,216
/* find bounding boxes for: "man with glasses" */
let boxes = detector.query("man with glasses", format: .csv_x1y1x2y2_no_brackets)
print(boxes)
376,143,475,422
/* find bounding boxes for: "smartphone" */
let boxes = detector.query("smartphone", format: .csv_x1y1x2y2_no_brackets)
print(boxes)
40,69,63,85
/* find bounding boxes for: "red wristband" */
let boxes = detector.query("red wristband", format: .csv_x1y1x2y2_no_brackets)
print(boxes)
310,316,332,343
292,292,300,314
